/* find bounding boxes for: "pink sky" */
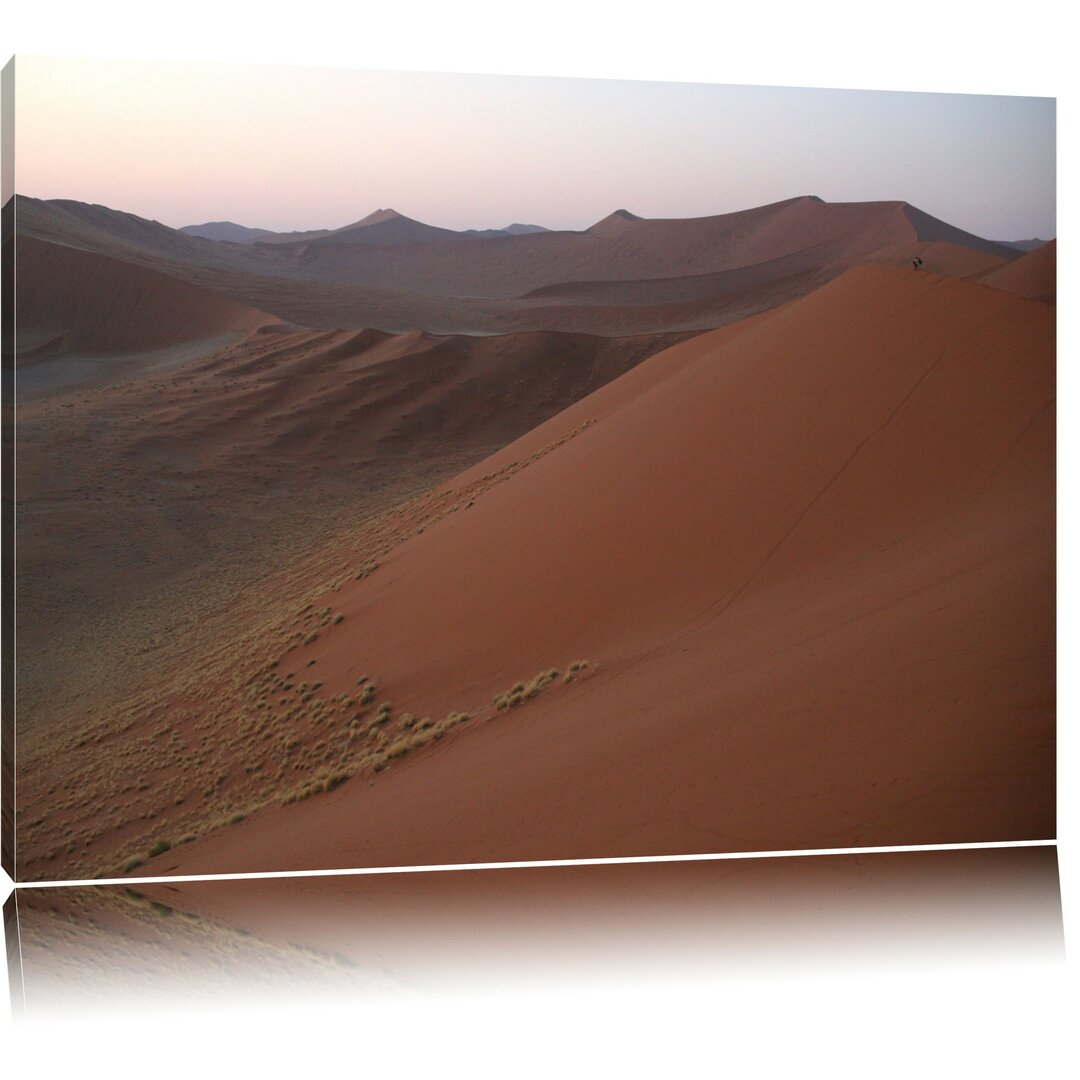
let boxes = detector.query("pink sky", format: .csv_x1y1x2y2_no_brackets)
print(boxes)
14,55,1056,239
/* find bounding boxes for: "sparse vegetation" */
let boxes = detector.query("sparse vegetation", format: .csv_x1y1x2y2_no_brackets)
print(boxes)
564,660,591,683
19,408,605,882
494,664,578,710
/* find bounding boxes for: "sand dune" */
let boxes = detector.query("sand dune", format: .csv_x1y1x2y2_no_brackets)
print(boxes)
858,239,1007,279
13,321,688,823
978,238,1056,302
17,236,277,362
274,196,1020,298
309,208,460,246
17,195,1021,337
17,197,227,265
13,190,1051,882
106,263,1053,878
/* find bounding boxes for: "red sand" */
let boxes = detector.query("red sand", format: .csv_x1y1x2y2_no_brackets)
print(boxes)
17,235,277,359
148,264,1054,876
978,239,1056,303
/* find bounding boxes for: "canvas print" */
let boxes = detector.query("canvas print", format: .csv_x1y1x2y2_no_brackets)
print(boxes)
1,57,1055,881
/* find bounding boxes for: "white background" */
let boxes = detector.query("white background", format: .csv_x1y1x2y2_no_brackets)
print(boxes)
1,2,1076,1076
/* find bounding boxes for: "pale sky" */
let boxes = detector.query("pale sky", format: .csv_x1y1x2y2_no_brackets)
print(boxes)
14,55,1056,240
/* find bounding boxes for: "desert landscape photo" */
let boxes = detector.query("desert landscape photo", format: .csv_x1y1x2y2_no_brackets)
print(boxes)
3,58,1056,881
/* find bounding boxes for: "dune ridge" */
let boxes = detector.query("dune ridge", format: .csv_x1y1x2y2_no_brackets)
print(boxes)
977,238,1056,302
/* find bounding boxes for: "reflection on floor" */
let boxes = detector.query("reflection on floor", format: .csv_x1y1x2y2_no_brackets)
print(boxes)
6,845,1063,1017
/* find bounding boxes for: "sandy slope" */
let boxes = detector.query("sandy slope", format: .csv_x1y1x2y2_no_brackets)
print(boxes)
130,264,1053,877
16,235,277,362
978,239,1056,302
13,322,689,863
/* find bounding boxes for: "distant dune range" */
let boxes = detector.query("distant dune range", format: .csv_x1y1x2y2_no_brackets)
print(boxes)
16,194,1023,339
13,206,1054,876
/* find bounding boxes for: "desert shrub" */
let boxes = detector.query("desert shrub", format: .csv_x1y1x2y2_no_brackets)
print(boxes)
148,840,171,857
564,660,591,683
334,613,345,624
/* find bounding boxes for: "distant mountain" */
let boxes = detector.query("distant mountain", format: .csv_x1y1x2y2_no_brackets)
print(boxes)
180,221,280,243
183,216,552,244
995,238,1049,253
313,208,459,246
461,228,516,239
180,221,332,244
460,223,551,239
587,208,643,235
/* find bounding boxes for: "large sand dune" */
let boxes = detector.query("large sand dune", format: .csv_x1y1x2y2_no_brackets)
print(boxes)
17,236,277,362
104,263,1053,878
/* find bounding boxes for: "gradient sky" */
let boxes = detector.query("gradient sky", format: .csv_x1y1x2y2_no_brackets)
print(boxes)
14,55,1056,240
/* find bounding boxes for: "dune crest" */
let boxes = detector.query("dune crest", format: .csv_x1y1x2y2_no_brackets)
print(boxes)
977,238,1056,302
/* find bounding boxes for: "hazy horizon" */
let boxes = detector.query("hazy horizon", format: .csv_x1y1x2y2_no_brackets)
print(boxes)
14,56,1056,240
13,193,1059,243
